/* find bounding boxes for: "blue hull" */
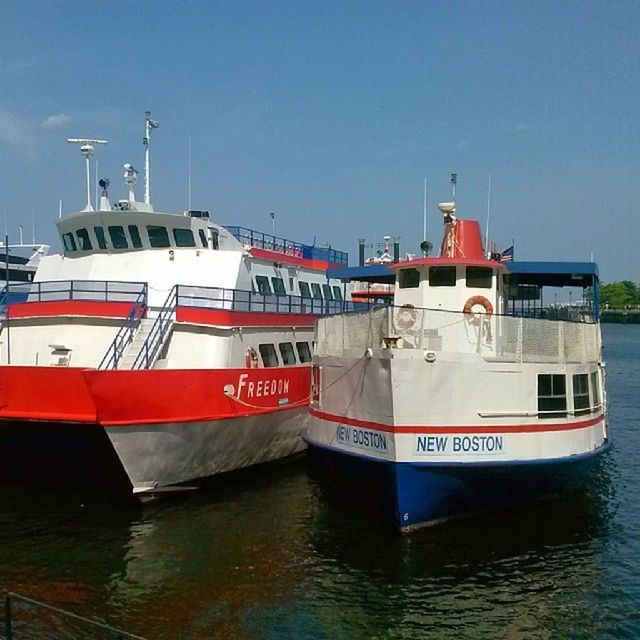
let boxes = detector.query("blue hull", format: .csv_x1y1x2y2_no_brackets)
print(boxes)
305,439,609,531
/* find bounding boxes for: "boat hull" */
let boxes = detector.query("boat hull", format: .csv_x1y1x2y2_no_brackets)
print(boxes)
305,436,609,531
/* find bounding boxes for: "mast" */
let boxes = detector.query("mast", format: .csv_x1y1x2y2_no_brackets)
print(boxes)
143,111,160,206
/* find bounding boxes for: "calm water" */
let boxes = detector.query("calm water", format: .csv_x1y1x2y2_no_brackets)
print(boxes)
0,324,639,639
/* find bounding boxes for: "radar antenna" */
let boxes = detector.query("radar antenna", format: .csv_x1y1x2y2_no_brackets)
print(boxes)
67,138,108,212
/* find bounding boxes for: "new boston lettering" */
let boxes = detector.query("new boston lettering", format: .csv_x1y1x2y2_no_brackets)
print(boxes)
336,424,389,453
415,435,504,455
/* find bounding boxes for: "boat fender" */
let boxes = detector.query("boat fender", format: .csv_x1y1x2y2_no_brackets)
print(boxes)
463,296,493,325
245,347,259,369
394,304,418,330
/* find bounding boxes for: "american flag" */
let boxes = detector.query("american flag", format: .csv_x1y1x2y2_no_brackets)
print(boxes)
500,245,514,262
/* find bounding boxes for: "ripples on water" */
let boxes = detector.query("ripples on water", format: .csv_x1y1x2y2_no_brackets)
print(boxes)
0,324,638,639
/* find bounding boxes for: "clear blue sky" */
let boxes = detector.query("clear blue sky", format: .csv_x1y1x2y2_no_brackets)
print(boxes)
0,0,638,281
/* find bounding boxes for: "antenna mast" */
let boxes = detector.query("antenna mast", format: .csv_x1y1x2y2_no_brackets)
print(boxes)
144,111,160,206
67,138,108,211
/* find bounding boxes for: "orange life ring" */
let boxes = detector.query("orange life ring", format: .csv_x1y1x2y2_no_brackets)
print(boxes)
245,347,259,368
394,303,418,330
463,296,494,325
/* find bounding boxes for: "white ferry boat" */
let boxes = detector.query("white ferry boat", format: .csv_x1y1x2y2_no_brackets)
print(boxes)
305,200,608,531
0,114,355,497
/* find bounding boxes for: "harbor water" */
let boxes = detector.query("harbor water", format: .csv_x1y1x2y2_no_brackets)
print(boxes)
0,323,638,639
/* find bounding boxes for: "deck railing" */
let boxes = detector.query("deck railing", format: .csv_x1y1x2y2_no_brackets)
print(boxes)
316,305,601,364
0,280,148,305
224,226,348,265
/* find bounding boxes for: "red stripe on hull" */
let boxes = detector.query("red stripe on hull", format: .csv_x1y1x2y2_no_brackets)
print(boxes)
7,301,142,319
0,366,97,422
83,367,312,426
176,307,316,327
311,408,605,434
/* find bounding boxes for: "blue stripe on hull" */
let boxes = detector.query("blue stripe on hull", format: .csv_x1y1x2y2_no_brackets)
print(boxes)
305,441,608,531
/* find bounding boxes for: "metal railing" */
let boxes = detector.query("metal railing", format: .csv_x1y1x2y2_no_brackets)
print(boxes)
131,287,178,370
225,226,348,265
2,591,146,639
0,280,148,305
98,288,148,370
316,304,601,364
175,284,365,316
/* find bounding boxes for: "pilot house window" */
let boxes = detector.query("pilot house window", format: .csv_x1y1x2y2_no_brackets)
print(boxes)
62,233,77,252
399,268,420,289
429,266,456,287
147,225,171,248
94,226,107,249
76,228,92,250
466,267,493,289
128,225,143,248
108,226,128,249
173,228,196,247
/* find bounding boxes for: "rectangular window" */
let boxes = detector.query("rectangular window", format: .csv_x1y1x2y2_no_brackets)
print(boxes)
198,229,208,248
259,343,279,367
94,226,107,249
399,268,420,289
322,284,334,300
332,285,343,301
128,225,143,248
296,341,312,363
311,283,322,299
271,277,286,295
538,374,567,418
466,267,493,289
62,232,77,252
76,228,92,250
591,371,600,410
210,230,219,250
299,282,311,298
173,228,196,247
279,342,297,365
255,275,271,295
573,374,590,416
147,225,171,248
429,266,456,287
108,226,129,249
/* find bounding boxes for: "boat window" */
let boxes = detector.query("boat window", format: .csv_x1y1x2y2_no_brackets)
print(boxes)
299,282,311,298
322,284,334,300
198,229,208,248
210,229,219,250
128,225,143,249
271,277,286,295
537,374,567,418
311,283,323,299
429,266,456,287
108,226,129,249
173,228,196,247
296,341,312,363
76,228,92,251
279,342,297,365
255,275,271,295
591,371,600,410
259,343,279,367
94,226,107,250
332,285,343,301
147,225,171,248
573,374,590,416
466,267,493,289
62,232,77,252
399,268,420,289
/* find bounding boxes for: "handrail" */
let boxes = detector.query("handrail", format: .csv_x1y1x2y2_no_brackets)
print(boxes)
175,285,367,316
131,286,177,370
98,285,148,370
224,226,348,265
5,279,147,305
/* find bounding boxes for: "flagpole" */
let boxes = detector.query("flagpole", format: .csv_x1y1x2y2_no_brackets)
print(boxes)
423,178,427,242
484,174,492,257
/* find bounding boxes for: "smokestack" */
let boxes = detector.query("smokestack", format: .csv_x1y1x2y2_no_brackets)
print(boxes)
358,238,365,266
393,239,400,263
